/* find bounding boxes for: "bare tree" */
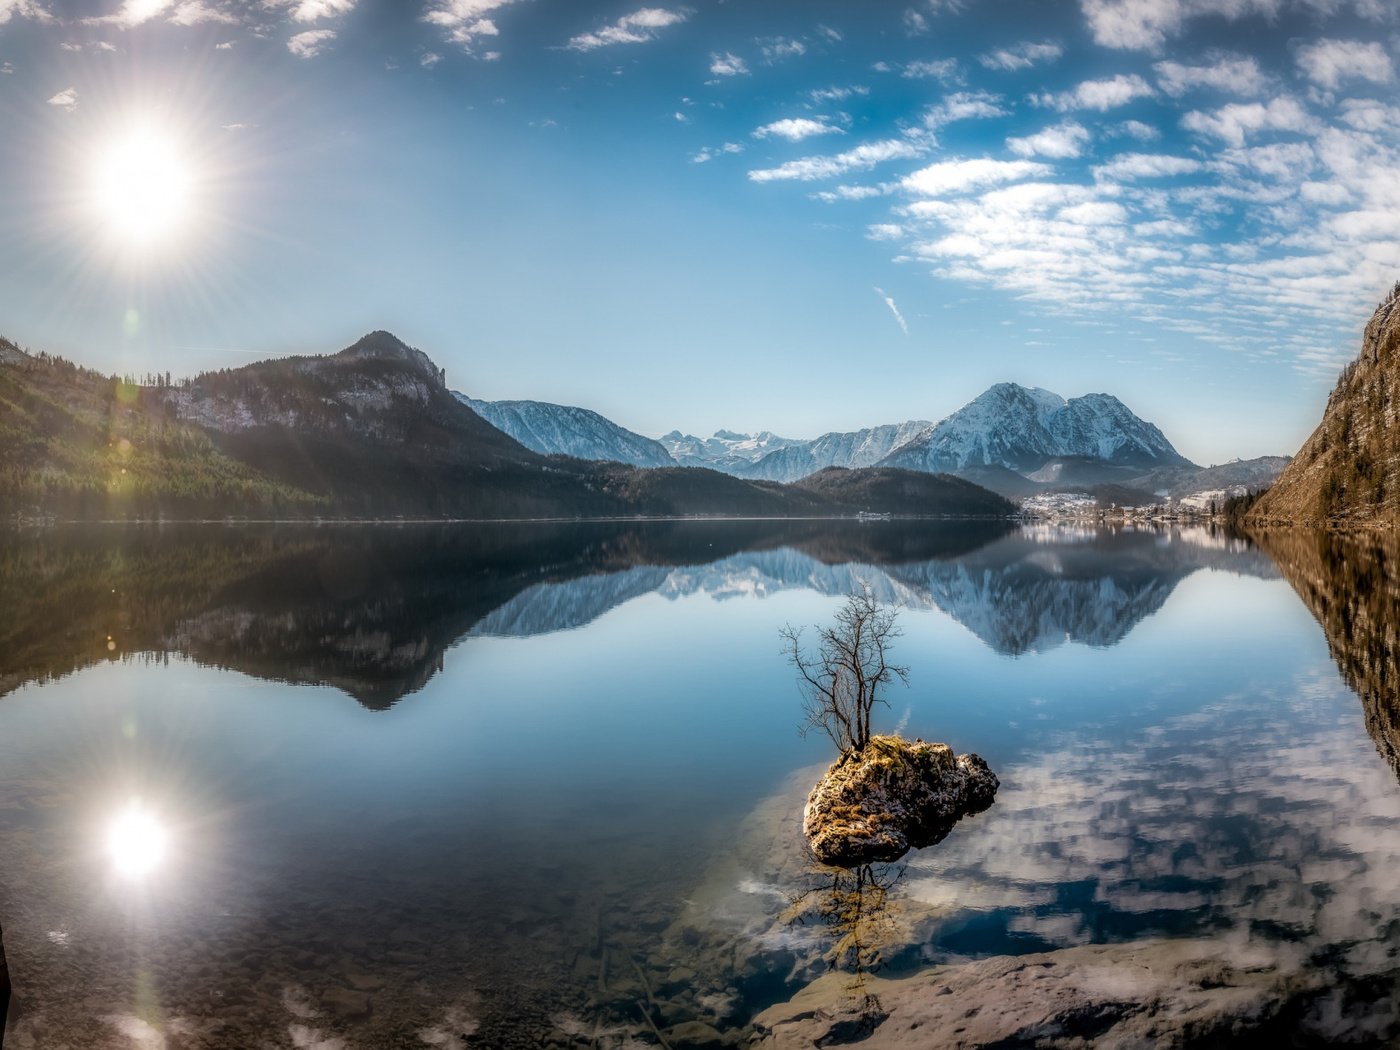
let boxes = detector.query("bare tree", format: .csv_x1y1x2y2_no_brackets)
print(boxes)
781,587,909,755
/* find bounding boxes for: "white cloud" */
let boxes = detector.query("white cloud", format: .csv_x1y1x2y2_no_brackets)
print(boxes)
709,52,747,76
761,37,806,61
1007,121,1091,159
978,41,1063,72
1181,96,1315,147
874,287,909,334
748,138,923,183
902,58,961,83
753,117,843,142
566,7,688,52
1033,74,1155,112
902,8,929,34
1295,38,1394,91
287,27,335,56
265,0,355,20
46,86,78,111
0,61,12,73
808,84,868,104
691,142,744,163
420,51,441,67
1116,119,1160,141
1080,0,1279,52
0,1,50,26
1154,53,1268,96
923,90,1008,128
423,0,520,51
168,1,237,25
1092,152,1203,179
901,158,1051,197
93,0,173,27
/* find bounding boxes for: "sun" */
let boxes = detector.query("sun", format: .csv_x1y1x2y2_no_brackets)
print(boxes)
90,127,195,251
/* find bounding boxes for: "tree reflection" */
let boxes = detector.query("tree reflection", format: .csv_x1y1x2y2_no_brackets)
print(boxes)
784,860,904,1030
1257,528,1400,780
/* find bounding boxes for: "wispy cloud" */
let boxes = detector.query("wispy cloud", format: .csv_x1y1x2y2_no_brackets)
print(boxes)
1180,96,1315,147
422,0,520,52
748,138,923,183
901,157,1050,197
566,7,688,52
1080,0,1277,52
287,27,335,57
1033,73,1154,112
1007,121,1091,159
691,142,744,164
0,0,50,26
708,51,747,76
978,40,1062,71
168,1,237,25
874,286,909,334
760,36,806,62
265,0,354,21
46,86,78,111
753,117,843,142
902,58,961,83
1154,53,1268,96
1091,152,1202,179
1295,38,1394,91
922,90,1008,128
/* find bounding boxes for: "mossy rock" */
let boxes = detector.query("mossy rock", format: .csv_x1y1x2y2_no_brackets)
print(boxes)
802,735,998,866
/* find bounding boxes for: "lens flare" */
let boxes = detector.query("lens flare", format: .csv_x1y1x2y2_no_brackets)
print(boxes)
107,803,168,878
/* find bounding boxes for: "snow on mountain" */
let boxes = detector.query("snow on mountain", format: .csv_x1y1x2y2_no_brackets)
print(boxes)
467,529,1277,652
658,429,803,471
455,394,676,468
881,383,1191,474
740,420,932,482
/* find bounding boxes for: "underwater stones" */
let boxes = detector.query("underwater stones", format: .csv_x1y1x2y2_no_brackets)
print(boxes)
803,736,998,867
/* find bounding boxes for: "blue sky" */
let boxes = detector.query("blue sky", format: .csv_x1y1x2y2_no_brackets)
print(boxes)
1,0,1398,463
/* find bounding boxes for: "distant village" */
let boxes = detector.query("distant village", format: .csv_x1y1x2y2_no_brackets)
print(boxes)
1020,487,1247,523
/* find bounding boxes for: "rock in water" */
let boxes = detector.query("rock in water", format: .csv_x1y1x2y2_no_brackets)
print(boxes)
803,736,998,866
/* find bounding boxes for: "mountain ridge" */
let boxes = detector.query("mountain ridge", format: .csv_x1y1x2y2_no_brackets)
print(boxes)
1248,284,1400,525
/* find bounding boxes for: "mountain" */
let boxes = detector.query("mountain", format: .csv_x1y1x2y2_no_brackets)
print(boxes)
1249,284,1400,525
881,383,1192,475
791,467,1015,517
0,337,317,519
739,420,931,482
659,429,802,471
1,330,1019,521
454,394,675,468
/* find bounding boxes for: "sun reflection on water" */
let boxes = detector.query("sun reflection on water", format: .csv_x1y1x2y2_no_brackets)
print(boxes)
106,802,168,879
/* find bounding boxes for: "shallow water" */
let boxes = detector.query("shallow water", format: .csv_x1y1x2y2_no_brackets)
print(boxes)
1,521,1399,1046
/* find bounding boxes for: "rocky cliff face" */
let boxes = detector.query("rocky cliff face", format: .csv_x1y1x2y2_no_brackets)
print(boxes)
1250,284,1400,524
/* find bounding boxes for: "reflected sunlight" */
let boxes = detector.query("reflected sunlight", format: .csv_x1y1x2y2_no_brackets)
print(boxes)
107,802,168,879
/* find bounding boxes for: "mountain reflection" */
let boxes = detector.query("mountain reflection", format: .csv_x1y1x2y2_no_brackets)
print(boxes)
0,521,1275,708
1256,529,1400,782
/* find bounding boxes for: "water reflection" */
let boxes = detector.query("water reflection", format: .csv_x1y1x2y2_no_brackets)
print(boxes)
0,522,1276,709
1256,529,1400,782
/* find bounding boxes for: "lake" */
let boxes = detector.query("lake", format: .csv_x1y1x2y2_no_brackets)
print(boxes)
2,521,1400,1047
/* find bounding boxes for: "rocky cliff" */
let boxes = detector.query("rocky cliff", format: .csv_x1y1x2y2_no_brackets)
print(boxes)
1249,284,1400,525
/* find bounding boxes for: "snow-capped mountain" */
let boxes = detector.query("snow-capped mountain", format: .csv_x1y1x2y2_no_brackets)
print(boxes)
658,429,803,471
740,420,932,482
455,394,675,468
881,383,1192,475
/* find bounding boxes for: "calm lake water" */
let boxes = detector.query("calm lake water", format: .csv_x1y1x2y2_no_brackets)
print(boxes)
2,521,1400,1047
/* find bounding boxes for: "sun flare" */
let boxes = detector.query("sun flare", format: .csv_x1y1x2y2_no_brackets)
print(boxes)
107,802,169,878
90,129,194,251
